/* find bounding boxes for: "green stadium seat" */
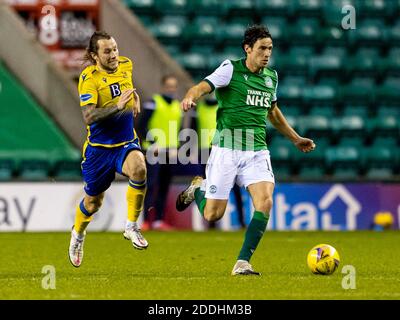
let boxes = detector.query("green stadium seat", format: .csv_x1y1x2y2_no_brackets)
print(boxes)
288,18,320,46
317,26,347,47
348,19,387,48
342,104,370,118
377,105,400,117
149,16,186,44
309,54,343,81
362,145,395,180
187,0,225,16
297,165,326,181
331,115,366,141
356,0,394,19
323,0,357,27
337,136,365,148
137,15,155,28
297,115,331,138
175,52,208,78
19,157,51,181
388,22,400,46
217,22,247,45
274,51,309,77
375,78,400,105
207,52,241,71
256,0,292,17
0,157,15,180
338,78,375,105
309,105,336,117
371,136,398,147
261,17,288,45
367,115,399,138
224,0,254,17
302,84,337,106
382,48,400,77
164,44,182,56
292,0,322,17
325,146,360,179
345,48,382,78
154,0,188,15
183,17,218,45
277,83,303,104
123,0,156,15
53,159,82,180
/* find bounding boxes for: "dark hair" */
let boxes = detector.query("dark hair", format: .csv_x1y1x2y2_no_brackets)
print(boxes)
241,25,272,52
82,31,112,65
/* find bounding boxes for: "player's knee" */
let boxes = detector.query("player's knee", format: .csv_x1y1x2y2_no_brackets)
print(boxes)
85,197,103,214
254,196,273,214
204,207,224,222
130,163,146,181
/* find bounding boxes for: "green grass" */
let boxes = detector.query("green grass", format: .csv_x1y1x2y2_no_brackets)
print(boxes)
1,231,399,299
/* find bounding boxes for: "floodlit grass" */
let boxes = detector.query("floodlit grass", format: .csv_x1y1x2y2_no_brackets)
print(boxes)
1,231,399,299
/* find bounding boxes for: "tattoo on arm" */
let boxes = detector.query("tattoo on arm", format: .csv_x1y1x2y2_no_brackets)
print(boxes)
81,104,121,125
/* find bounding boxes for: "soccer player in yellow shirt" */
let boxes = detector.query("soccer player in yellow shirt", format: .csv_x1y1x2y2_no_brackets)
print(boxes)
69,31,148,267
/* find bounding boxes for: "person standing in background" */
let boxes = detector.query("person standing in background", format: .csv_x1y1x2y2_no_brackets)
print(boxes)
137,75,182,231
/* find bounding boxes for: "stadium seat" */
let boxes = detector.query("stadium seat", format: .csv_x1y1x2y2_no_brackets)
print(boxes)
356,0,397,20
288,18,320,46
277,83,303,105
325,146,360,179
387,22,400,46
175,52,208,78
297,165,326,181
274,50,309,77
309,105,336,117
297,115,331,139
154,0,188,15
53,159,82,180
18,157,51,181
0,156,15,180
376,105,400,117
187,0,226,16
292,0,322,18
323,0,357,26
302,84,337,106
309,54,343,81
317,25,347,48
149,16,186,44
348,19,387,49
375,78,400,105
367,115,399,139
217,22,247,46
224,0,254,18
345,48,382,79
123,0,156,15
261,17,288,46
362,145,395,180
331,115,366,142
342,104,370,118
338,78,375,106
256,0,292,17
382,48,400,78
183,16,218,46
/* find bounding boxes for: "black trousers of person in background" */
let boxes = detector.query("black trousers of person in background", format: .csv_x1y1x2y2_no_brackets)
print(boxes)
143,151,175,226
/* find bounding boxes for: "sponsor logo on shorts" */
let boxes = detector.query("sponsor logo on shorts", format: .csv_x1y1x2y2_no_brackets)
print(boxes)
209,185,217,194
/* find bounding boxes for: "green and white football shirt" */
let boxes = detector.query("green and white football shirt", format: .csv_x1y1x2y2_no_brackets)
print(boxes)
204,58,278,151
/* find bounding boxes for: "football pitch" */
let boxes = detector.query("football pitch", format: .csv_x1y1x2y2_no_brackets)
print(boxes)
1,231,399,300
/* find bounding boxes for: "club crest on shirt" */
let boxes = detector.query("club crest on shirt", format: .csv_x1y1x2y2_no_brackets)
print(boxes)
265,76,273,88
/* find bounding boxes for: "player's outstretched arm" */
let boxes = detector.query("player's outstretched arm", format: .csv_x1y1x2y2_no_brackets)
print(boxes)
82,89,134,125
181,81,212,111
268,102,316,153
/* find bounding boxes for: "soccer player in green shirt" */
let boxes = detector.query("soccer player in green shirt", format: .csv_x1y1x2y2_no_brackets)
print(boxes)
176,25,316,275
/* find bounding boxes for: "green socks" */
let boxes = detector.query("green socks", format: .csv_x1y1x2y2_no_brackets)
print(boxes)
194,188,206,216
238,211,269,262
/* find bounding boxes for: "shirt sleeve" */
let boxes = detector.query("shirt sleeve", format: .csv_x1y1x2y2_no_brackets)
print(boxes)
272,70,278,102
78,73,98,107
204,59,233,91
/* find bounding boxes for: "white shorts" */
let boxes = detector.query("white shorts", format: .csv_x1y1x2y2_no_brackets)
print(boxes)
204,146,275,199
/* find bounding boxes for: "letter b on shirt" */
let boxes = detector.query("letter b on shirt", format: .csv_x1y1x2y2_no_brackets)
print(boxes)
110,83,121,99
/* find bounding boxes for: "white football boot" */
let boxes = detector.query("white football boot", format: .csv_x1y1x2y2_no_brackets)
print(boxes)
68,228,86,268
123,223,149,250
231,260,261,276
176,176,204,211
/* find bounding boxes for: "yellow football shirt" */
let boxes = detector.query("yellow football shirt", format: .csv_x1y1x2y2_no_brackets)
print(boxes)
78,56,136,147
